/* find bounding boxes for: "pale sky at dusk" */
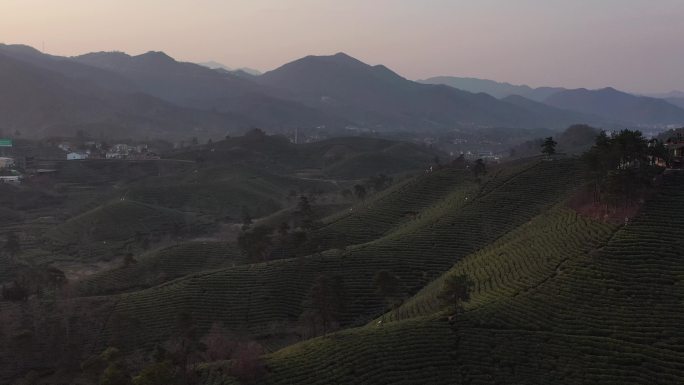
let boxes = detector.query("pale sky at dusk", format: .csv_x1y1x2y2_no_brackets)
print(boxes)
1,0,683,93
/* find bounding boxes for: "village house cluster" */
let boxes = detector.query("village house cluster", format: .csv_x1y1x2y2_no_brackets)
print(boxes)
0,141,21,184
665,133,684,168
62,141,160,161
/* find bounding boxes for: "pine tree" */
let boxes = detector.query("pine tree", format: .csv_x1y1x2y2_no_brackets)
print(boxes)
541,136,557,156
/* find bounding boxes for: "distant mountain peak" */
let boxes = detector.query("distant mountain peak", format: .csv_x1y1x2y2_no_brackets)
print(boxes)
599,87,620,93
546,87,684,125
0,43,43,55
301,52,367,68
198,61,262,76
332,52,354,59
420,76,565,101
136,51,175,63
198,60,231,71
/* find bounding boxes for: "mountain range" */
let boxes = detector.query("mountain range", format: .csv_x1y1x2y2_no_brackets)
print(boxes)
545,87,684,125
419,76,565,101
198,61,262,76
0,49,242,139
2,43,684,140
423,76,684,126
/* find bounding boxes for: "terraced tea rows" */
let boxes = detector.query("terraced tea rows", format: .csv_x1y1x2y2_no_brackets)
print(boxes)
386,207,617,322
308,167,479,250
261,316,456,385
76,241,245,296
464,172,684,351
98,159,584,352
250,171,684,385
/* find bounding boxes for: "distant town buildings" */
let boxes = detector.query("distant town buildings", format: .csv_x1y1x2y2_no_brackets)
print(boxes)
0,157,15,169
0,140,21,183
0,173,21,184
67,152,88,160
63,142,159,160
665,135,684,168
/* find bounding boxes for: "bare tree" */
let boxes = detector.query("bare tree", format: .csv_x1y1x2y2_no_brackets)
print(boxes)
201,322,237,362
301,274,348,336
230,341,265,384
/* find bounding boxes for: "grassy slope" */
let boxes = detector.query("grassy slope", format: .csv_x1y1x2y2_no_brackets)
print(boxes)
253,172,684,385
386,206,618,322
124,165,337,218
305,167,480,251
98,159,583,354
44,200,194,260
75,241,245,296
170,135,438,180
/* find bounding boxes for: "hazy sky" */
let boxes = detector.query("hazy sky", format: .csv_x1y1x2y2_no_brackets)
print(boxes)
1,0,683,93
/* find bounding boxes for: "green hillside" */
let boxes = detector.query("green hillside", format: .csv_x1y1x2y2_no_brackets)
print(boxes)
218,172,684,385
97,159,583,353
76,241,244,296
44,200,197,260
124,165,336,219
386,206,617,322
305,167,479,251
169,133,439,179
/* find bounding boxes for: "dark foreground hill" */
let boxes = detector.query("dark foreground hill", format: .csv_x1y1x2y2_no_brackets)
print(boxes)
4,130,684,385
97,159,581,351
246,172,684,385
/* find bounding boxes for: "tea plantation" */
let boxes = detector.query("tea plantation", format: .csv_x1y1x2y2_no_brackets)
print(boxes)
97,158,584,352
220,172,684,384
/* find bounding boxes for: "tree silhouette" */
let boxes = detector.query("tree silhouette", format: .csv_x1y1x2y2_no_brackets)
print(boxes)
201,322,236,362
240,206,253,231
301,274,348,335
166,312,202,382
278,221,290,240
3,232,20,259
438,274,473,314
296,196,314,229
451,154,466,168
132,360,177,385
582,129,660,207
541,137,557,156
231,341,266,384
369,174,393,192
472,159,487,177
237,226,273,261
374,271,401,314
99,347,132,385
353,184,367,200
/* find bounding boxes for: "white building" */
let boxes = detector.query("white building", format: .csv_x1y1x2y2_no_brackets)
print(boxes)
67,152,88,160
58,143,72,152
106,152,125,159
0,157,14,169
0,175,20,183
